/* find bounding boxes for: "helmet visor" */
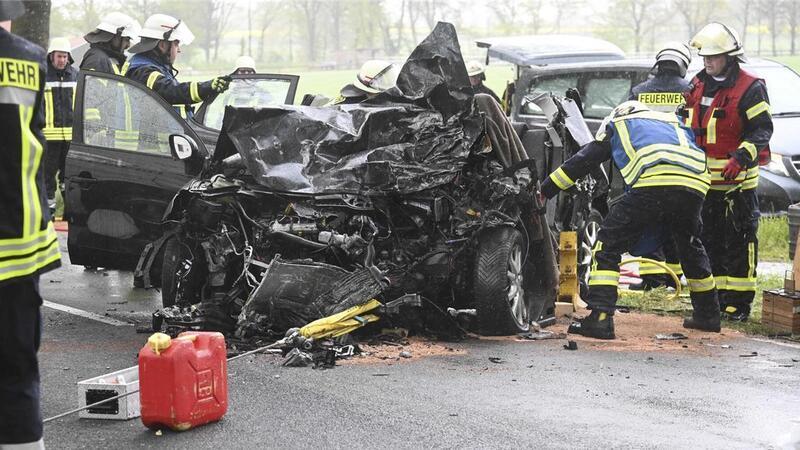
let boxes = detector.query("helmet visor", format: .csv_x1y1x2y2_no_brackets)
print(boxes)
164,20,194,45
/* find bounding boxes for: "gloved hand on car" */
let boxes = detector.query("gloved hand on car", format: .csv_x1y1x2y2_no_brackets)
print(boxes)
210,75,231,93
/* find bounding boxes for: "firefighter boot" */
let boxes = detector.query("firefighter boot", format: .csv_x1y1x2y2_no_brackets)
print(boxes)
683,294,721,332
568,310,615,339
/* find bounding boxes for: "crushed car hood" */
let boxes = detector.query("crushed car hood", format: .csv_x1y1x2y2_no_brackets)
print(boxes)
215,22,484,196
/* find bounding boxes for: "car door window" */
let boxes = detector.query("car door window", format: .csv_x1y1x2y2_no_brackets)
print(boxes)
201,77,296,130
523,75,579,115
582,75,633,119
80,73,183,154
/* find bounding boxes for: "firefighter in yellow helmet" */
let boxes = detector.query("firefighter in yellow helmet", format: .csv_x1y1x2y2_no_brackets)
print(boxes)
0,2,61,447
43,37,78,213
126,14,230,118
466,60,500,103
542,101,719,339
334,59,399,104
684,22,773,321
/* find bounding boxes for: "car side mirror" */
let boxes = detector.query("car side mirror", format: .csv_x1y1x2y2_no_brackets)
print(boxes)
169,134,197,161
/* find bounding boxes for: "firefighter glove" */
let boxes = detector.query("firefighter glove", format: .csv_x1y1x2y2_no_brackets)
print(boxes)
722,157,742,180
210,76,231,93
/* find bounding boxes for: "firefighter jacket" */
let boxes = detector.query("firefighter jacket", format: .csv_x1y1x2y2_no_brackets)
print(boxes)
0,28,62,286
683,64,773,191
542,110,710,199
43,59,77,142
80,43,129,75
629,70,688,113
473,82,501,104
126,51,217,118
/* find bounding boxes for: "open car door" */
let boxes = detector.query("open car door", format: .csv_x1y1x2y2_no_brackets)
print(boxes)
64,71,208,269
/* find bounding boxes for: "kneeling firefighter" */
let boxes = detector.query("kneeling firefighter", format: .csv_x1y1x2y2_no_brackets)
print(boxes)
126,14,230,118
541,101,720,339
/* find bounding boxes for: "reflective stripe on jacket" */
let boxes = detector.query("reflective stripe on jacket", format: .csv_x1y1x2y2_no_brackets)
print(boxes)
0,29,62,286
43,61,77,142
608,111,710,194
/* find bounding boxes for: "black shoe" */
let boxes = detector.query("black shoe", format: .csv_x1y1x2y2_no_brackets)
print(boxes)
568,310,616,339
683,314,721,332
721,305,750,322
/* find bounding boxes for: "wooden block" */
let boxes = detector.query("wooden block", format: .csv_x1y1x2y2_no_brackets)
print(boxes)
555,302,574,317
761,290,800,334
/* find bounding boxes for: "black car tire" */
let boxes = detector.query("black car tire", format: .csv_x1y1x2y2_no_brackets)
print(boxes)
160,236,182,308
474,226,530,335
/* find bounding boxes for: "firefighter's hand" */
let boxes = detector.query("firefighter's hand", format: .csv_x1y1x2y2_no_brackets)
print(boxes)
210,76,231,93
722,157,742,180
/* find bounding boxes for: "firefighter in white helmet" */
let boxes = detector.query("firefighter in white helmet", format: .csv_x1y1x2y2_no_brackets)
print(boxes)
43,37,78,213
126,14,230,118
334,59,399,104
466,60,500,103
683,22,773,322
542,101,719,339
233,55,256,75
625,41,693,292
81,12,140,75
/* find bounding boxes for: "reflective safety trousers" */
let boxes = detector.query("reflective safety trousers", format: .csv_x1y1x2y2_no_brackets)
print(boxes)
607,111,710,195
0,29,62,286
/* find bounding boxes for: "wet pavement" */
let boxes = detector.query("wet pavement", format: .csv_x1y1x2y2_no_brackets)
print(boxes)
38,232,800,448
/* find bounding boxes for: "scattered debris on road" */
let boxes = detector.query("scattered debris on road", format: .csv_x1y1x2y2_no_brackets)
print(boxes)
655,332,688,340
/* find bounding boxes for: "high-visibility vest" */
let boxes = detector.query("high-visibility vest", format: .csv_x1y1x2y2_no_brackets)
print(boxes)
0,29,62,285
608,110,710,195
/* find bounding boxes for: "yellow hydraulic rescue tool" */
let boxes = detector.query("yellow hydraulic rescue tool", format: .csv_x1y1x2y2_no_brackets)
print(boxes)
556,231,587,314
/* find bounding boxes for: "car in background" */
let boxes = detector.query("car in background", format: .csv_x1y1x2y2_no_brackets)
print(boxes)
477,35,800,212
63,71,299,270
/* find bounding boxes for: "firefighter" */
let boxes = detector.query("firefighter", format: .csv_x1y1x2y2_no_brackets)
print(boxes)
126,14,230,118
80,12,140,75
0,2,62,448
333,59,399,104
43,37,78,214
466,60,500,103
541,101,719,339
685,22,773,321
626,42,693,290
232,55,256,75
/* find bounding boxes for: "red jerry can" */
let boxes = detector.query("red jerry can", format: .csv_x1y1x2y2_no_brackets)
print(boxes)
138,331,228,431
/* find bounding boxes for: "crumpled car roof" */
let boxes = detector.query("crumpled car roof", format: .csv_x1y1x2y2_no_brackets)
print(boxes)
215,22,484,196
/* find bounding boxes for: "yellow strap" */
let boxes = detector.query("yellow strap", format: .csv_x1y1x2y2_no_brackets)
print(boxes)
614,119,636,161
740,141,757,161
588,269,620,287
686,275,715,293
745,101,770,120
706,108,717,144
685,108,693,127
44,90,54,129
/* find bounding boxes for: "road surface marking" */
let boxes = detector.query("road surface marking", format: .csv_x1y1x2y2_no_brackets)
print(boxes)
43,301,133,326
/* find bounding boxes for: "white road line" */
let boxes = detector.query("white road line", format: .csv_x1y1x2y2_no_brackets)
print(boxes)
43,301,133,327
748,337,800,350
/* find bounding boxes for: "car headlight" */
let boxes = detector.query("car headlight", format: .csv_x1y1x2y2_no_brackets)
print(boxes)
763,154,790,177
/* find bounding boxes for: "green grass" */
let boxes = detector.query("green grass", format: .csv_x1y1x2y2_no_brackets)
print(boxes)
759,216,790,262
617,272,787,336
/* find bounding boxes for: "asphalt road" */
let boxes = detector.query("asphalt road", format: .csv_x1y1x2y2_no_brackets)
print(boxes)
37,232,800,449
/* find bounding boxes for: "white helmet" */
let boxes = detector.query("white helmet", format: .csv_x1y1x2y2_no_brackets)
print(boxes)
128,14,194,54
95,12,140,39
596,101,650,140
353,60,399,94
689,22,744,58
655,41,692,77
234,55,256,72
48,37,71,54
466,60,485,77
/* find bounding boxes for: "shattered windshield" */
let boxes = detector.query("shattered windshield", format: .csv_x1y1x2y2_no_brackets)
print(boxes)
202,78,294,129
523,71,635,119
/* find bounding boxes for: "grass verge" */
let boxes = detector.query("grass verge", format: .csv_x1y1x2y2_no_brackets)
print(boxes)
617,272,786,336
759,215,790,262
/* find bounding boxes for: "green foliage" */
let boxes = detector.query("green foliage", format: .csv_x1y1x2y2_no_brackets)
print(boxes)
759,215,790,262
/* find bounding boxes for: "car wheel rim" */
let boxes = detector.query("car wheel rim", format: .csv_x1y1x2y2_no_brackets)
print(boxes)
580,220,600,286
507,245,528,327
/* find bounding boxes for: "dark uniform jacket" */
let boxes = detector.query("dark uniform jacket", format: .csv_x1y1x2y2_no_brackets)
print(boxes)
473,82,501,103
80,43,128,75
43,59,77,142
629,70,688,112
0,28,61,286
126,51,217,118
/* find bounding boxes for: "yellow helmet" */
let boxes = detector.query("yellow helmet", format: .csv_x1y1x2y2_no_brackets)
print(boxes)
689,22,744,57
234,55,256,72
353,59,398,94
48,37,71,55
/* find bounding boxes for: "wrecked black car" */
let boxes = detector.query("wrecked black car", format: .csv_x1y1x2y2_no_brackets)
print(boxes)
145,24,558,338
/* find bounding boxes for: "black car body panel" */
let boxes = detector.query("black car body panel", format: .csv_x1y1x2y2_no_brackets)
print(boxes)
64,71,299,269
